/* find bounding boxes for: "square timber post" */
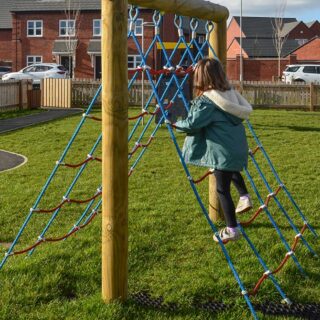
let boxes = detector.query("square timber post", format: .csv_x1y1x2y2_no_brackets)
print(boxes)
208,18,228,222
102,0,128,302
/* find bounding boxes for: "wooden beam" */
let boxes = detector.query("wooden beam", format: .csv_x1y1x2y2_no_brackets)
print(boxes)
208,18,227,223
129,0,229,22
102,0,128,302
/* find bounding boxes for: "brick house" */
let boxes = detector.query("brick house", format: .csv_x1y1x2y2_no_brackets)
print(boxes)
285,37,320,62
2,1,205,80
227,16,320,81
0,2,13,66
306,21,320,37
0,1,207,79
6,1,164,79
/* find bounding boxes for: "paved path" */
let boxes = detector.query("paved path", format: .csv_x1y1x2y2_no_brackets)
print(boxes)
0,108,82,134
0,150,27,172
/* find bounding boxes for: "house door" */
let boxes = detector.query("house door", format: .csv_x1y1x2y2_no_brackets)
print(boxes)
95,56,101,80
61,56,73,78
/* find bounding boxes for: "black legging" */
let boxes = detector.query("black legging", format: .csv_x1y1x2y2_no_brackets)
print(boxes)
214,169,248,228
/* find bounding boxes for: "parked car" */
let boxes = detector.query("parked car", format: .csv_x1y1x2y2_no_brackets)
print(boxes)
0,66,11,77
1,63,68,83
282,64,320,84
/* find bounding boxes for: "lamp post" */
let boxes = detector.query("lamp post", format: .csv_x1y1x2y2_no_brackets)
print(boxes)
240,0,243,87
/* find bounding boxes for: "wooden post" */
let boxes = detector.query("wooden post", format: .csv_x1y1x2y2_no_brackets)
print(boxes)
102,0,128,302
310,83,315,112
208,18,228,222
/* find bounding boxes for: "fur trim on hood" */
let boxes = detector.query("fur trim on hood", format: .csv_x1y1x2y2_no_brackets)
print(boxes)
203,89,253,120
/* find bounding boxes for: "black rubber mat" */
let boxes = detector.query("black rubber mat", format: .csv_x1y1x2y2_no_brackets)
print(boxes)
0,150,26,172
0,109,82,134
131,292,320,318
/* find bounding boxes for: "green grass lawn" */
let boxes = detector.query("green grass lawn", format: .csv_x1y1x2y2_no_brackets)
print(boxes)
0,108,319,320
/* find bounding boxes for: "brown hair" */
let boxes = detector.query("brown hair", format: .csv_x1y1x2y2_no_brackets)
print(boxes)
193,58,231,97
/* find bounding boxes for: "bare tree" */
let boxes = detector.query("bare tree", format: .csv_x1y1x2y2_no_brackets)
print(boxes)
64,0,81,78
272,0,288,81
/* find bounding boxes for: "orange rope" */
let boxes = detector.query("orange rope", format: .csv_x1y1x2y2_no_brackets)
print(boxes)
248,223,308,296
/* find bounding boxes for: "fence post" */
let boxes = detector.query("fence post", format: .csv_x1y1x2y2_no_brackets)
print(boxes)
310,83,315,112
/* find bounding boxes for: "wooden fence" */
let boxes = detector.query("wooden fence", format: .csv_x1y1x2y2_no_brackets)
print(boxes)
0,80,30,111
231,81,320,111
41,78,72,108
37,79,320,111
72,79,101,107
0,80,20,110
41,79,154,108
128,80,155,106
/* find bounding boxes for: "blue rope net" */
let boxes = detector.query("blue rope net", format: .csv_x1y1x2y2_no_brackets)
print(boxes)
1,6,317,320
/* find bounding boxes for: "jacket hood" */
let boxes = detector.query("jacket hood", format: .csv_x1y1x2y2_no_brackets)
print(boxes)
203,89,253,120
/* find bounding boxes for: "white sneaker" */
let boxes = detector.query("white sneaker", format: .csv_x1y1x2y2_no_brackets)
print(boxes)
235,196,253,214
213,227,242,244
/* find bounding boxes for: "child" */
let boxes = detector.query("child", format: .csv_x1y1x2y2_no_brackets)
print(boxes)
174,58,253,243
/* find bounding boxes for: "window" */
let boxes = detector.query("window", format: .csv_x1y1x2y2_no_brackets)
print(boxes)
93,19,101,36
303,66,317,74
285,66,300,73
59,20,76,37
197,35,205,44
127,18,143,36
27,56,42,66
23,66,36,73
128,55,142,69
27,20,43,37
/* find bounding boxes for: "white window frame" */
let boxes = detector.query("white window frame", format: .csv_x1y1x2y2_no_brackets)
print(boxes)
59,20,76,37
27,20,43,37
93,19,101,37
127,18,144,36
26,55,43,66
128,55,142,70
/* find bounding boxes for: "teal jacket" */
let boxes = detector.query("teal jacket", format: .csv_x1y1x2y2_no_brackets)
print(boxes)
175,94,249,171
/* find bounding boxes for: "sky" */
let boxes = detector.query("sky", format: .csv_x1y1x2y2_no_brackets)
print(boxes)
213,0,320,23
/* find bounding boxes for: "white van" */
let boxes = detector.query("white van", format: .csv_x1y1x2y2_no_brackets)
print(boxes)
282,64,320,84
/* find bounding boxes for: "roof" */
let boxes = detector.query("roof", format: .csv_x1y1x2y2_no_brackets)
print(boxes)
306,21,318,27
279,21,300,37
87,39,101,54
284,36,320,57
0,2,13,29
233,16,297,38
234,37,301,58
12,0,101,12
52,40,78,54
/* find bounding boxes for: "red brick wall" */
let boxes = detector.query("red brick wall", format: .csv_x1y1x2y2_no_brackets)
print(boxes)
227,39,248,59
0,29,12,64
291,38,320,61
12,11,101,77
287,22,314,40
227,18,243,49
227,55,298,81
308,22,320,37
12,10,156,78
